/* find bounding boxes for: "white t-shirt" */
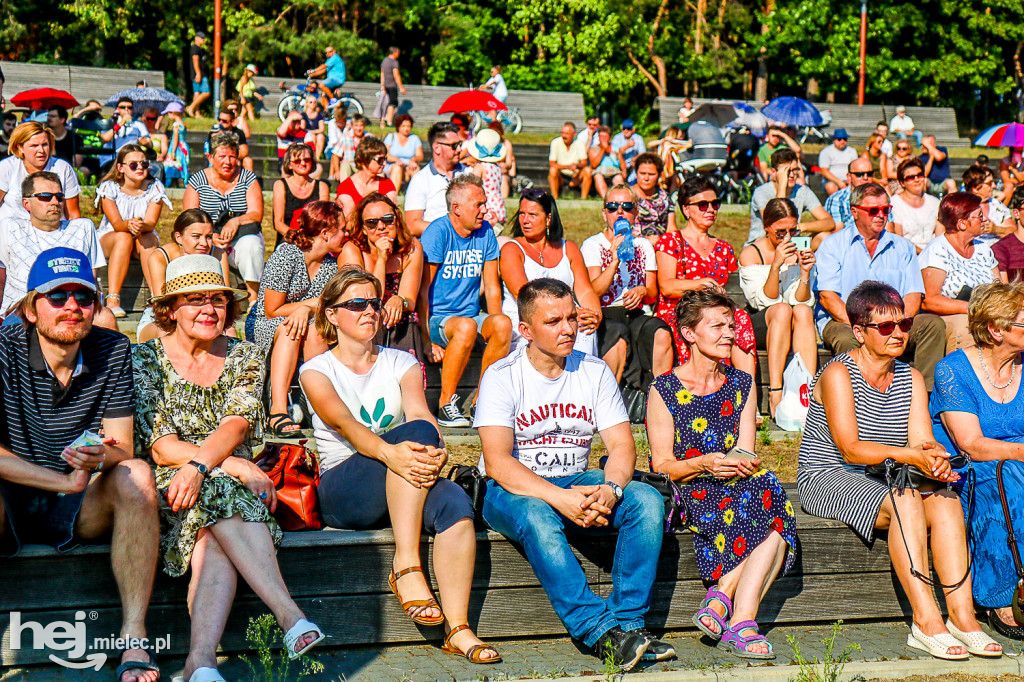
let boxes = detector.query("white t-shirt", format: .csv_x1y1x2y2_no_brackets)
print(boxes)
473,347,629,479
0,156,82,221
483,74,508,102
299,346,420,473
404,161,471,224
889,115,915,134
891,193,940,250
580,231,656,308
816,144,859,180
988,197,1013,227
918,235,997,299
0,217,106,312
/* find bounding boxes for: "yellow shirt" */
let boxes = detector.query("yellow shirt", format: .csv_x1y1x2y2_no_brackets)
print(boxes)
549,137,585,169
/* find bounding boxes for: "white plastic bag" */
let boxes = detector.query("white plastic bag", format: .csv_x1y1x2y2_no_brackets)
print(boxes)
774,352,812,432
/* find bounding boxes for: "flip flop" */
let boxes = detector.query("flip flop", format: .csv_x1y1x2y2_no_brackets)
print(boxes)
945,619,1002,657
284,618,326,660
691,584,732,640
718,619,775,660
906,623,969,660
114,647,160,682
268,412,302,437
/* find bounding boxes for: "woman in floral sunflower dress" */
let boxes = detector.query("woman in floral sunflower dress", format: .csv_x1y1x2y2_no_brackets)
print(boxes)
654,175,756,376
133,254,325,682
646,287,796,661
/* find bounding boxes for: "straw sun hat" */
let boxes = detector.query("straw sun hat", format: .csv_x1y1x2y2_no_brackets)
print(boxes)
148,254,248,305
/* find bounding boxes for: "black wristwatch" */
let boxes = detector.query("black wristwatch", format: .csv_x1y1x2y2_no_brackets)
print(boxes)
187,460,209,476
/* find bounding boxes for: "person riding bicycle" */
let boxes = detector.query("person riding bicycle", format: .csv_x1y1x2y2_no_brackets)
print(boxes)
307,46,347,101
477,66,508,125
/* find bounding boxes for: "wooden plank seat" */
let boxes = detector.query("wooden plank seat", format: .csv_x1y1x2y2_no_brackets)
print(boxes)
0,487,922,666
0,61,165,113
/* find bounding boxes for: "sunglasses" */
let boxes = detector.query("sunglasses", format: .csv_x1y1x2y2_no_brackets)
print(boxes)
372,155,387,165
329,297,383,312
686,199,722,212
363,214,396,229
902,173,924,182
144,116,157,121
863,318,914,335
896,145,910,151
117,105,134,111
604,201,637,213
181,293,231,308
852,204,893,217
773,227,801,239
27,192,65,203
293,157,314,166
850,171,874,179
42,288,95,308
127,161,150,171
218,118,232,125
435,141,462,150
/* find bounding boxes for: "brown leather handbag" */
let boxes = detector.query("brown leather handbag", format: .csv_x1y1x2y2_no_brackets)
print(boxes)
255,440,323,531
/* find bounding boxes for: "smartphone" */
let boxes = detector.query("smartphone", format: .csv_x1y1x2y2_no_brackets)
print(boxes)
791,236,811,252
724,447,758,461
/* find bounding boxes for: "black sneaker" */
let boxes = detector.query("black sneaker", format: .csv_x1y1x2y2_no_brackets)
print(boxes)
592,626,649,672
437,394,471,428
636,627,676,661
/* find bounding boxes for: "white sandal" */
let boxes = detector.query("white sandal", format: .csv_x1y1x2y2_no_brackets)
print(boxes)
284,618,326,660
907,623,969,660
188,668,228,682
946,619,1003,657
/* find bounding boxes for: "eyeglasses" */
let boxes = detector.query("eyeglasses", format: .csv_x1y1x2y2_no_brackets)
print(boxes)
328,297,383,312
863,318,914,335
435,141,462,150
850,171,874,178
363,214,396,229
117,105,134,111
41,288,95,308
293,157,314,166
127,161,150,171
902,173,924,182
181,293,231,308
896,146,910,152
685,199,722,212
218,118,232,125
27,192,65,203
772,227,800,239
1009,322,1024,329
852,204,893,217
604,201,637,213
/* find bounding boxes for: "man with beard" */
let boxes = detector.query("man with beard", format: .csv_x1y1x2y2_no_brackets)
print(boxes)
0,247,162,682
0,171,117,329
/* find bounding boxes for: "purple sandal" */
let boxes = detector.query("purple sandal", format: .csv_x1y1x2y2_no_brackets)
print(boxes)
719,620,776,659
691,585,732,640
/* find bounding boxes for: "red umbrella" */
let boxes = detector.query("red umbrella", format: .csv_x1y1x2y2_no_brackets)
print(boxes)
11,88,80,110
437,91,508,114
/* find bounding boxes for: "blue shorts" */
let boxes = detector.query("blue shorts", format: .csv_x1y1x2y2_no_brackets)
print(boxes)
429,312,488,349
193,77,210,94
323,77,346,91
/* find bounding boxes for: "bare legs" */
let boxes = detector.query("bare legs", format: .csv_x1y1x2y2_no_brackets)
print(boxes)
764,303,793,418
101,231,160,301
652,327,674,376
439,314,511,408
602,338,628,382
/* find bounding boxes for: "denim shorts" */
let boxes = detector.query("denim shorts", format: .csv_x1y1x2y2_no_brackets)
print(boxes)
194,77,210,94
0,480,87,556
428,312,488,349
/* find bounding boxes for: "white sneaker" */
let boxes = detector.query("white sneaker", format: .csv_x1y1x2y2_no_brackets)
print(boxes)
437,394,471,428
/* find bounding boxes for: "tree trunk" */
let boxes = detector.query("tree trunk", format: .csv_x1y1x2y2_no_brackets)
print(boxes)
754,0,774,104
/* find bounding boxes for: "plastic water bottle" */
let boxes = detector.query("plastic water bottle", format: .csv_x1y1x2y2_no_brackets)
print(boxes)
614,218,634,262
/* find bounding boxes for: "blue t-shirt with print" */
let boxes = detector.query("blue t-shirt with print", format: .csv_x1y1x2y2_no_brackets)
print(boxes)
422,216,499,318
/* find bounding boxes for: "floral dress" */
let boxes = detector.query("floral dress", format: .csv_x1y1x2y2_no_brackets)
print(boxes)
636,187,675,237
654,231,756,364
132,338,280,577
649,367,797,581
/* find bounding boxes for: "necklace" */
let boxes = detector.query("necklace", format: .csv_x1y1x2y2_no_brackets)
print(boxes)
524,239,547,264
977,346,1017,391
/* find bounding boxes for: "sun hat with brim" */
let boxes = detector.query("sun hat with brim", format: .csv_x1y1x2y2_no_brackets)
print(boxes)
149,254,248,305
467,128,506,163
161,102,184,115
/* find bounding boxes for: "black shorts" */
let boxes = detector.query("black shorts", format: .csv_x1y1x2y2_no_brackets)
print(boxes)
385,87,400,109
599,307,673,390
0,480,87,556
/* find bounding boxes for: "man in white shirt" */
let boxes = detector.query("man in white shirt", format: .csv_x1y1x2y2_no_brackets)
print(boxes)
405,122,471,236
890,105,923,146
0,172,117,330
816,129,859,196
581,185,673,387
575,116,601,150
480,66,508,103
475,278,670,671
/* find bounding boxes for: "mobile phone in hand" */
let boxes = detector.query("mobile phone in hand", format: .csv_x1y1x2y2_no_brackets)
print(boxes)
791,236,811,251
724,447,758,461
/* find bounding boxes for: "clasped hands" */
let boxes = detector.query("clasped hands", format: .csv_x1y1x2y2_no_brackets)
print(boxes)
557,483,618,528
384,441,448,488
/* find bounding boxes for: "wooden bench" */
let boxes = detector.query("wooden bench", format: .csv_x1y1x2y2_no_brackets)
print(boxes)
0,61,165,111
0,487,921,666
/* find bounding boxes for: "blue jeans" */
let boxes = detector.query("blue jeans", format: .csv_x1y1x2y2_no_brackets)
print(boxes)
482,469,664,647
895,130,923,146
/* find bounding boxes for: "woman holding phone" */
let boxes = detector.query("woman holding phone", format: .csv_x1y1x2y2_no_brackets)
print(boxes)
646,287,797,660
738,198,817,418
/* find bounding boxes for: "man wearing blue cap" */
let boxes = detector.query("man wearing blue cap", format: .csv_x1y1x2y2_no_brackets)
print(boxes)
612,120,646,184
0,246,162,682
816,129,859,196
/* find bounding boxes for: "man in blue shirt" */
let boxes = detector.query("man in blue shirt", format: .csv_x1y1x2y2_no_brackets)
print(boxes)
823,156,885,230
612,120,646,183
308,46,346,95
422,174,512,426
920,135,957,197
814,182,945,389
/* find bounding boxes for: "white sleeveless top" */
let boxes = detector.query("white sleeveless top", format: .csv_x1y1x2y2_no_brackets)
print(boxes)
501,239,597,355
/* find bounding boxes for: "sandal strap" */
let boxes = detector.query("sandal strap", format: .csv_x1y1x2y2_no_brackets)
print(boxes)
393,565,424,579
445,623,471,646
465,644,500,663
705,585,734,614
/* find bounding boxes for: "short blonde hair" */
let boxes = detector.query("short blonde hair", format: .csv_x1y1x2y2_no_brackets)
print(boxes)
315,266,383,344
9,122,55,160
969,283,1024,347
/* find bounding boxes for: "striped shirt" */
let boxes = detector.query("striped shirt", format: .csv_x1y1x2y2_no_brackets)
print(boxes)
0,325,133,472
186,168,258,226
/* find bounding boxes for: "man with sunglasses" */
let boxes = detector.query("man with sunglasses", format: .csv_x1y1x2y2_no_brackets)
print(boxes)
0,247,162,682
748,149,833,247
814,182,945,390
208,109,252,172
824,157,891,231
406,121,471,236
98,97,151,172
0,172,117,330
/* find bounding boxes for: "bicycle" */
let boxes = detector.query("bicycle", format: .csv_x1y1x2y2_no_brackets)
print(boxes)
277,78,363,121
471,108,523,134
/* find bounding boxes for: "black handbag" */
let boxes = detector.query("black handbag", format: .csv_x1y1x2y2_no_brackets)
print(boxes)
447,465,487,529
864,458,940,490
632,470,686,532
621,386,648,425
995,460,1024,624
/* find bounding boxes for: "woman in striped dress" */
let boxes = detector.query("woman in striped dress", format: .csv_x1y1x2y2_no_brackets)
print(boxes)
799,280,1001,660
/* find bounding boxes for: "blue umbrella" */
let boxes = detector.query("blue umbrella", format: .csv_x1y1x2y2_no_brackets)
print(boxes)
761,96,823,127
733,101,758,114
105,87,185,113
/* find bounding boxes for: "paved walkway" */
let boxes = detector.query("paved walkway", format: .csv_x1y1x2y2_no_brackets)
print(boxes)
4,620,1024,681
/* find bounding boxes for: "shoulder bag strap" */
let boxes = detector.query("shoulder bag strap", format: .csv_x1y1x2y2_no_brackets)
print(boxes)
997,460,1024,579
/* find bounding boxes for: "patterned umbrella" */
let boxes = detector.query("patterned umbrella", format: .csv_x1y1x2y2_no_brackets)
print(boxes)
761,96,823,127
973,122,1024,148
105,87,185,113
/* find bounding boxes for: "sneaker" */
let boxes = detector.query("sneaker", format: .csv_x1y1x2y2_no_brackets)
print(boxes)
437,395,471,428
636,628,676,661
592,626,649,672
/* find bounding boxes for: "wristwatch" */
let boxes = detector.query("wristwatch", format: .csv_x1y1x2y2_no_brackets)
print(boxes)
187,460,209,476
605,481,624,503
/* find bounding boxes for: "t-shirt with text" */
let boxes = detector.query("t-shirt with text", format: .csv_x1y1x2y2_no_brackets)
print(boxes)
421,216,499,318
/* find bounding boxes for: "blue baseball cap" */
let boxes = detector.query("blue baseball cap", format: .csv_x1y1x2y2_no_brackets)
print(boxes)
833,128,849,140
622,119,635,130
27,248,98,295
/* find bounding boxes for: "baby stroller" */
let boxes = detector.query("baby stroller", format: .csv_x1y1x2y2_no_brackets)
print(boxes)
718,129,763,204
674,122,729,175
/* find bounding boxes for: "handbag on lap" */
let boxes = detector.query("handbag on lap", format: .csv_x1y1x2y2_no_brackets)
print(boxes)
254,440,323,531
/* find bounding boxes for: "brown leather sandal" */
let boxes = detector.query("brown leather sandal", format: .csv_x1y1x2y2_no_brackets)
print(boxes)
441,624,502,664
388,566,445,626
